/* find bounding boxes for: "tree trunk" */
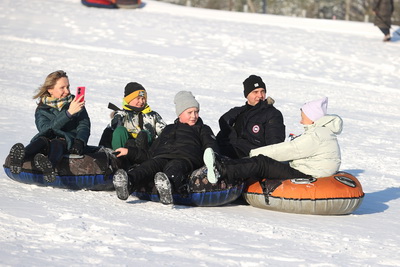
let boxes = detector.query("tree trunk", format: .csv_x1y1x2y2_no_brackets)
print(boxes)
345,0,351,20
247,0,256,13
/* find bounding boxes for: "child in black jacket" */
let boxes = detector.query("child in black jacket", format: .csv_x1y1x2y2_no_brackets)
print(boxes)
112,91,218,204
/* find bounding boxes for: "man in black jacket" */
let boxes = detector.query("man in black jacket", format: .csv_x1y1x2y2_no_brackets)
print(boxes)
216,75,285,159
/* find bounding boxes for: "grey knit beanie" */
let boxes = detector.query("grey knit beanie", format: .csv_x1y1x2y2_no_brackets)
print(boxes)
174,91,200,116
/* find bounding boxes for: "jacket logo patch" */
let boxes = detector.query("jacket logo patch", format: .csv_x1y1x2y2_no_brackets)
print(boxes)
252,125,260,134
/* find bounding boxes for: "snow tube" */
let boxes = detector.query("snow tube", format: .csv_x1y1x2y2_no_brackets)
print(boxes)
3,149,118,191
114,0,142,9
243,172,364,215
132,166,244,207
81,0,117,8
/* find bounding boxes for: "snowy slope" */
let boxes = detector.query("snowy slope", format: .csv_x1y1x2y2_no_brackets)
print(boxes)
1,0,400,266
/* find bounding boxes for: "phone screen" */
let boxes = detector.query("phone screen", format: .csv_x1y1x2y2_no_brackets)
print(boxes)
76,87,85,102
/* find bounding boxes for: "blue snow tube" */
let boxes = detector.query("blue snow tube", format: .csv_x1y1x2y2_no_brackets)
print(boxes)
131,166,244,207
3,151,117,191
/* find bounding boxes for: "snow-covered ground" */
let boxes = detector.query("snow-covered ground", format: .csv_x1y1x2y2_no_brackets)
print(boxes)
1,0,400,266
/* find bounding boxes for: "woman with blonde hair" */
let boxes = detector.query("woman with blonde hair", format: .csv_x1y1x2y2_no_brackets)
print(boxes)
8,70,91,182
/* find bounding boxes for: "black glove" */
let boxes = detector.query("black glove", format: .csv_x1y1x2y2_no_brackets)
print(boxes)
69,139,84,155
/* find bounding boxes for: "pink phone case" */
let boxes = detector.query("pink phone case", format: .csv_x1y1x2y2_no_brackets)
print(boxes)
76,87,85,102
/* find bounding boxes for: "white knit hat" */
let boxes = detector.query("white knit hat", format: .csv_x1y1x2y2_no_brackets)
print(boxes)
301,97,328,121
174,91,200,116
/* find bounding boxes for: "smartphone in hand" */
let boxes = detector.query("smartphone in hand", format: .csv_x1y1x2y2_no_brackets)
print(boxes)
76,86,86,102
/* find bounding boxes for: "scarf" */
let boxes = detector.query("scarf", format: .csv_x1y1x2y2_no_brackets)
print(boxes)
42,95,74,111
123,103,152,131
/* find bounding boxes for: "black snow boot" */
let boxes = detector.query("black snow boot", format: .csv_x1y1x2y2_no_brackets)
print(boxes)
10,137,49,174
34,153,56,183
9,143,25,174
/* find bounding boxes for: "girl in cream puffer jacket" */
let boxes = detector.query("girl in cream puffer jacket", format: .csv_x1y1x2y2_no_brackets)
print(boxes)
250,97,342,178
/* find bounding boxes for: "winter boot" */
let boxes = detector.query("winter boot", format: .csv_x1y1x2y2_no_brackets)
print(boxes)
34,153,56,183
203,147,224,183
113,169,130,200
9,143,25,174
383,34,391,42
154,172,173,205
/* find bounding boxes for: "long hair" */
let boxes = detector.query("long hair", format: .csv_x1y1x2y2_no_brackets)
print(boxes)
33,70,69,102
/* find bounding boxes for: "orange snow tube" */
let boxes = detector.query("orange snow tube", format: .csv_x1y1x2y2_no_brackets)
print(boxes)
243,172,364,215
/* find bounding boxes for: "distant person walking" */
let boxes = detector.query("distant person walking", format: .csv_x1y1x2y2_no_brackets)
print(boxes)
373,0,395,42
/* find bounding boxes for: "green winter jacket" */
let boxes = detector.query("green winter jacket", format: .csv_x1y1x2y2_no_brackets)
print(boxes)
32,102,91,149
250,115,343,178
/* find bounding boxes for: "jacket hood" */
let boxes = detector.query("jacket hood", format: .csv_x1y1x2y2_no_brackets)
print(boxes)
305,114,343,135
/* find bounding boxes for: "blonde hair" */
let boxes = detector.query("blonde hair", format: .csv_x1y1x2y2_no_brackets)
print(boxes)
33,70,68,102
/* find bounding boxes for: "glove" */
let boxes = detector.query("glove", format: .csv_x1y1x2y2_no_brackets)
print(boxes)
69,139,84,155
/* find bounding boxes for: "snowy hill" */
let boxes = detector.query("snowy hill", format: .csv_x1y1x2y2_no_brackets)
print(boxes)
1,0,400,266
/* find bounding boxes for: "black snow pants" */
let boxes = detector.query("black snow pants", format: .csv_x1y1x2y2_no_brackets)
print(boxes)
127,158,192,193
25,137,67,168
223,155,309,184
